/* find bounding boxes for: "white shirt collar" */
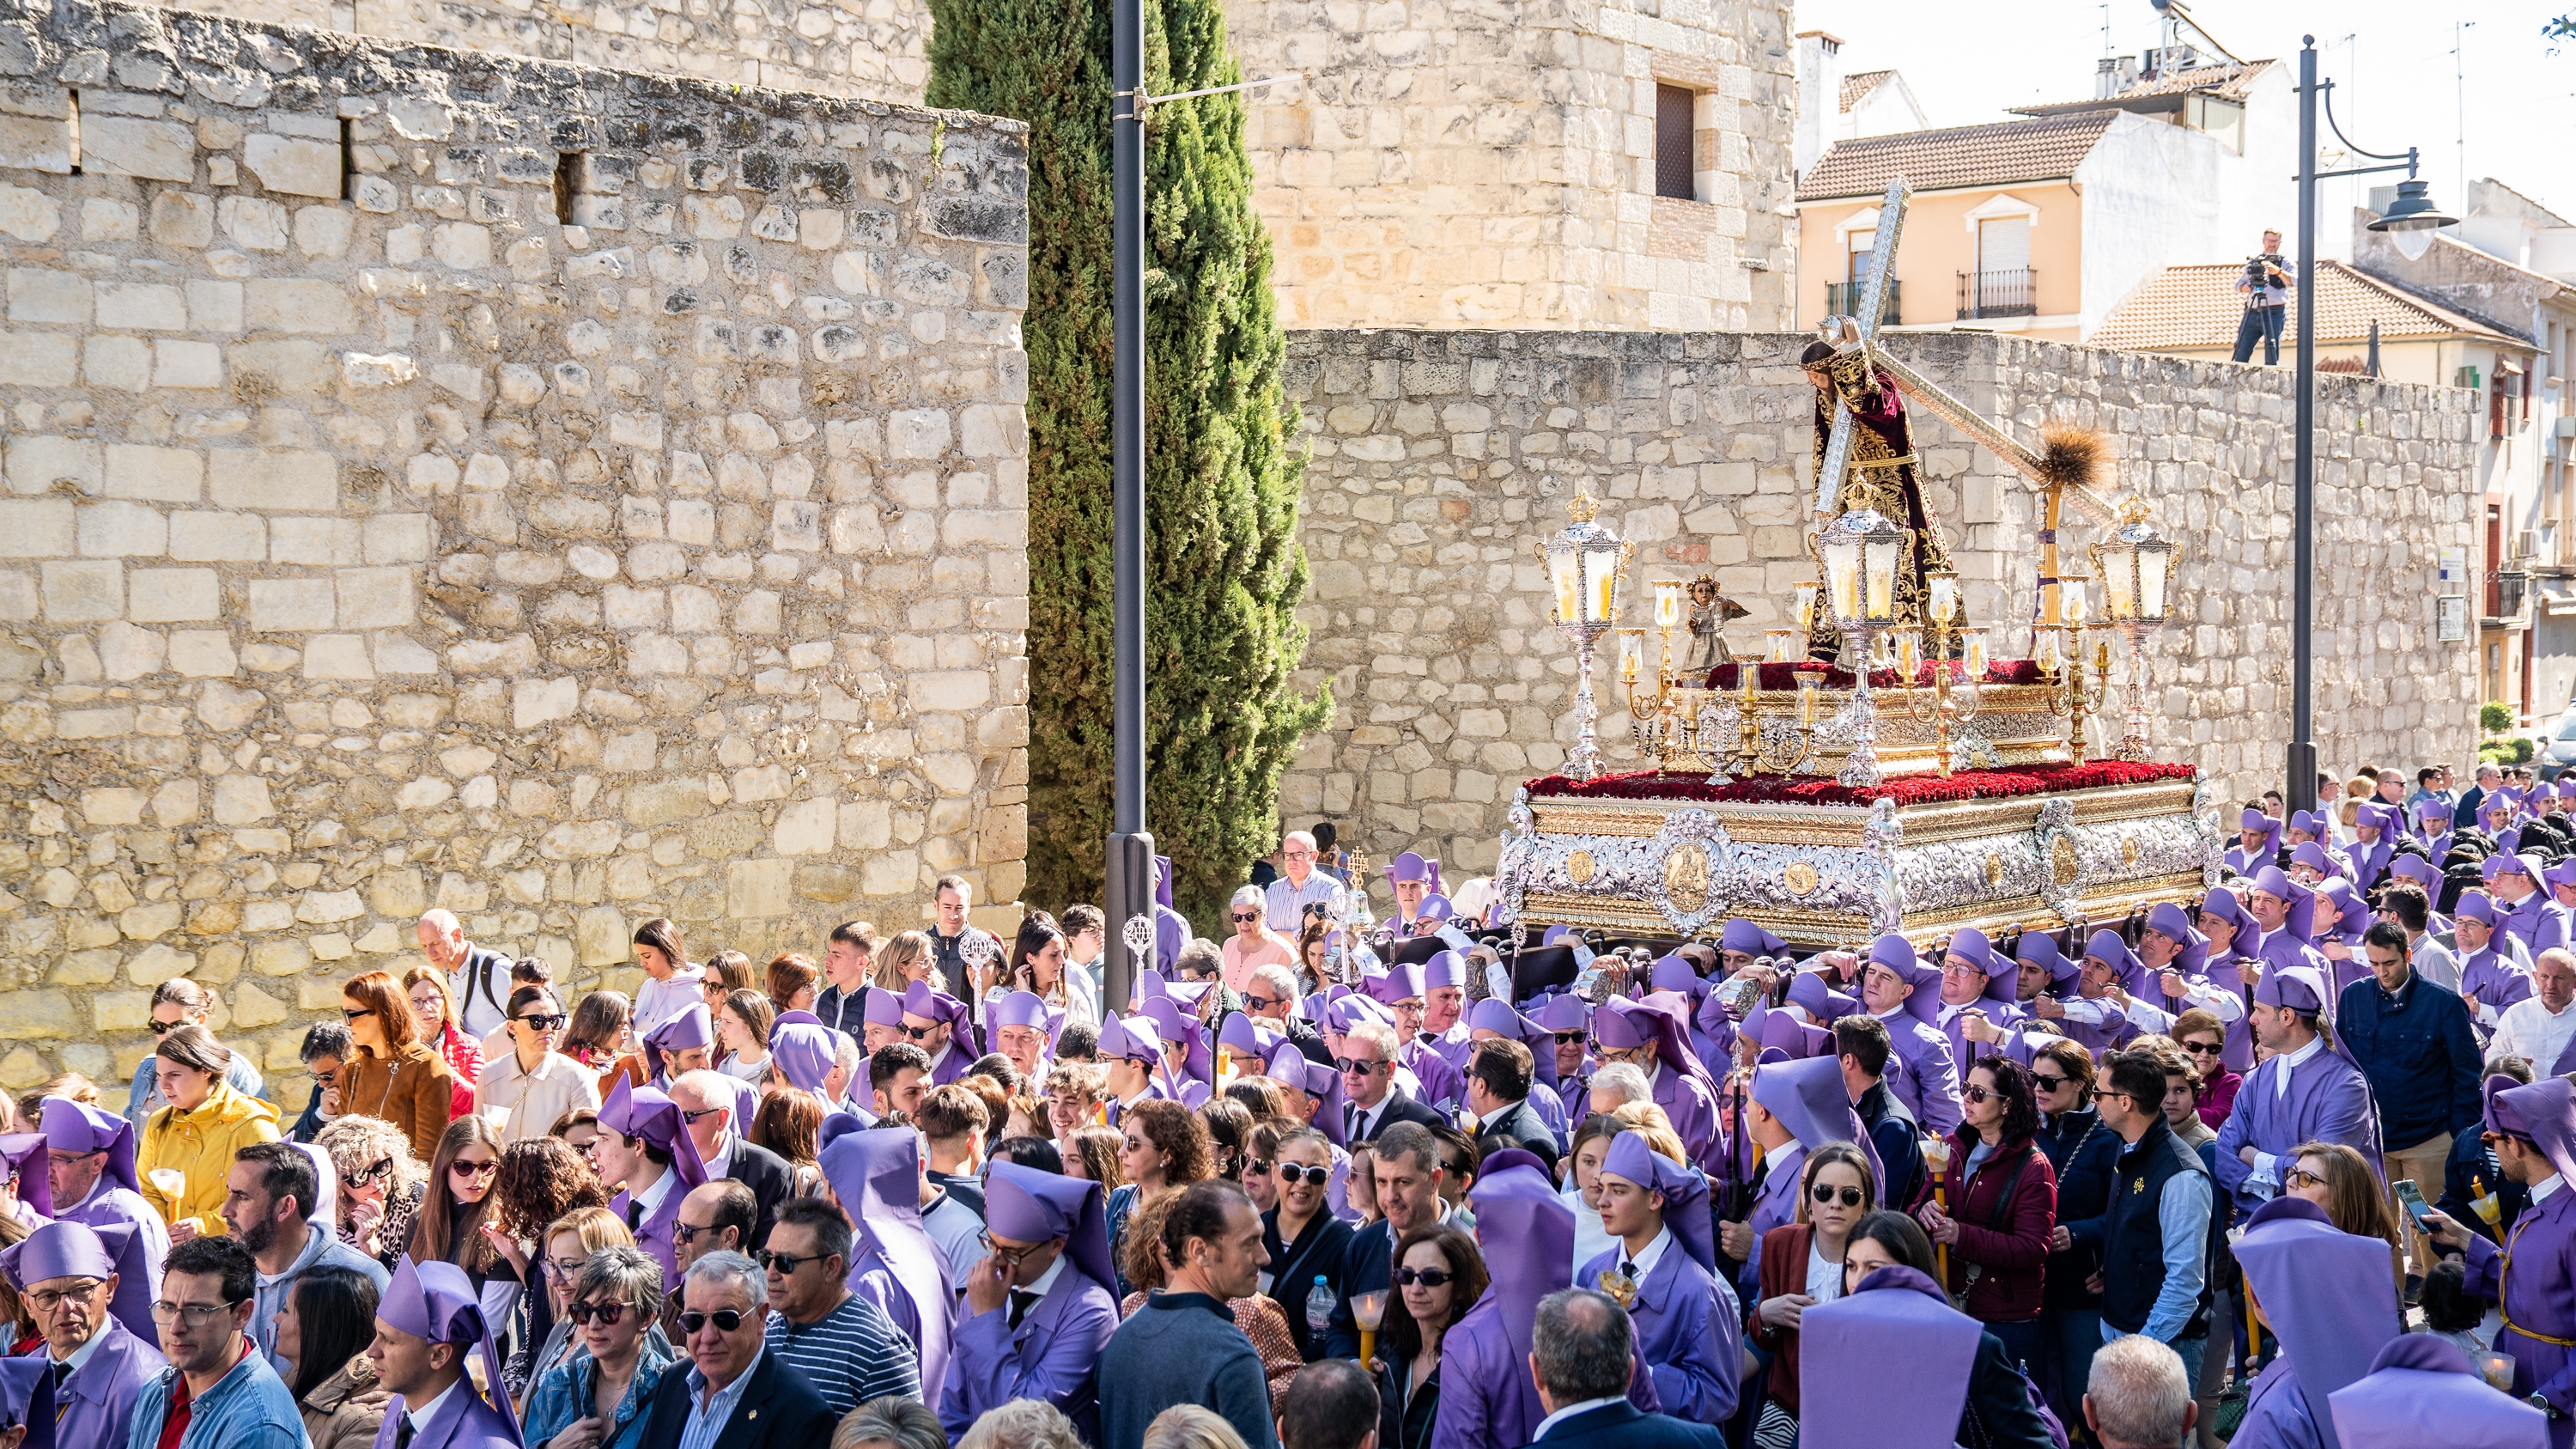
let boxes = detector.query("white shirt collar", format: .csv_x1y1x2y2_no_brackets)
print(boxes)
1533,1397,1626,1441
2271,1033,2325,1098
2536,1173,2567,1204
1619,1224,1674,1277
1019,1251,1067,1303
405,1378,464,1434
634,1162,679,1217
55,1321,112,1371
1478,1102,1517,1131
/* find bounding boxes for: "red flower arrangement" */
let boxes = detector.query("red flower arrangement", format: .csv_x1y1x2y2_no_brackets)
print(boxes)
1523,758,2196,808
1705,659,2050,691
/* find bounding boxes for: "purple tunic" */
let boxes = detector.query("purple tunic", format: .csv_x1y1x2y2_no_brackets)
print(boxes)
939,1261,1120,1436
1650,1061,1722,1174
2505,895,2574,960
1878,1013,1962,1137
2463,947,2537,1017
372,1371,522,1449
1428,1294,1659,1449
1575,1240,1742,1423
2231,1357,2331,1449
609,1176,690,1295
1402,1042,1466,1114
50,1318,166,1449
55,1182,167,1346
2464,1188,2576,1447
1736,1142,1807,1298
2212,1047,2382,1217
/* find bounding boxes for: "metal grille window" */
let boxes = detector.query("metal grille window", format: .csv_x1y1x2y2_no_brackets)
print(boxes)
1655,84,1695,200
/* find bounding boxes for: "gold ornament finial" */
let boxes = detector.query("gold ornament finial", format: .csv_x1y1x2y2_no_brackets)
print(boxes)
1566,490,1600,524
2117,495,2151,527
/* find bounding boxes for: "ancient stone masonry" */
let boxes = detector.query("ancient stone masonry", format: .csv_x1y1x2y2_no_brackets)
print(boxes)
1281,328,2481,879
0,0,1030,1097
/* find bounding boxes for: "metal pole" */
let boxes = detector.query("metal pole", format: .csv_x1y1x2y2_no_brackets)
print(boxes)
1106,0,1151,1012
2290,37,2318,818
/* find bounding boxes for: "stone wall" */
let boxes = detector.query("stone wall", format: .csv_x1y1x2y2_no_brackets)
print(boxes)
1279,328,2482,878
0,0,1030,1096
182,0,929,107
1226,0,1799,332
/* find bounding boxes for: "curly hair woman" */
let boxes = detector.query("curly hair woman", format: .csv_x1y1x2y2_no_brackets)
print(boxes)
1106,1099,1212,1300
315,1115,427,1269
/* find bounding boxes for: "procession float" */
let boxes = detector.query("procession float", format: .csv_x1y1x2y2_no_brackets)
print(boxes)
1490,181,2223,955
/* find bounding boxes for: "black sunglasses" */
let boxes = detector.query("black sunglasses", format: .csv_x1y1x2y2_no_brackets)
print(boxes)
755,1248,827,1275
677,1309,749,1335
1960,1085,1995,1105
149,1020,182,1036
671,1221,720,1245
349,1157,395,1187
1551,1032,1586,1045
1246,1159,1275,1176
902,1024,945,1041
2182,1040,2224,1056
1811,1184,1866,1208
1394,1266,1454,1288
1275,1164,1328,1186
564,1300,629,1325
2031,1073,2071,1091
342,1008,374,1020
516,1013,569,1030
1231,912,1261,923
1334,1056,1388,1075
1245,995,1284,1012
679,1106,726,1124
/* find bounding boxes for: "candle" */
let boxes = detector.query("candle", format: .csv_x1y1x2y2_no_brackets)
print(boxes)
1965,631,1988,675
1896,630,1921,676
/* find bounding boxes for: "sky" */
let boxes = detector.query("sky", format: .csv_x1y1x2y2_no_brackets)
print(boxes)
1795,0,2576,228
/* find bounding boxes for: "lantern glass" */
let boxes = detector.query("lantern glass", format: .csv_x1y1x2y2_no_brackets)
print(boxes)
1822,537,1862,623
1766,628,1799,663
1619,630,1642,675
1928,571,1959,624
2099,554,2136,620
1546,545,1581,623
1580,542,1619,624
2062,573,2090,625
2139,543,2172,622
1654,578,1682,630
2037,630,2061,671
1792,581,1820,632
1895,629,1922,675
1965,630,1989,674
1863,535,1899,623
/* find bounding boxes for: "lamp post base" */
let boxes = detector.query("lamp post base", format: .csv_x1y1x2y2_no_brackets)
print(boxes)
1567,633,1606,782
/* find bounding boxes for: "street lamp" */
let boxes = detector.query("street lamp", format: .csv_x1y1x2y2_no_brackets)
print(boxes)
1539,490,1632,782
2288,34,2455,816
1818,506,1908,785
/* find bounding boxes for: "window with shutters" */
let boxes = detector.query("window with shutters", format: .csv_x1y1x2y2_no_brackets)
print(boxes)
1655,84,1696,201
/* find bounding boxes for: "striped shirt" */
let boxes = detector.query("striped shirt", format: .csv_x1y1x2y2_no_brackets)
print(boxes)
762,1291,921,1416
1266,871,1341,933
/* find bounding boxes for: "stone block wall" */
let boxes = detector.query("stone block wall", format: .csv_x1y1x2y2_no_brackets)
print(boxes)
0,0,1030,1096
1224,0,1798,332
182,0,929,107
1279,328,2482,878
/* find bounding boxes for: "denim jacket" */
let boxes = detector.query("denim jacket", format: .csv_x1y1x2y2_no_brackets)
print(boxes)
521,1340,676,1449
123,1343,309,1449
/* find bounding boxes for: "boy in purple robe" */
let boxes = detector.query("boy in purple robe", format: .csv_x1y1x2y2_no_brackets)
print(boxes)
1591,997,1721,1172
943,1160,1120,1436
1575,1132,1741,1424
2428,1075,2576,1446
35,1096,167,1343
2227,807,2284,877
901,979,980,1085
0,1220,167,1449
2229,1196,2403,1449
1097,1012,1175,1122
2212,965,2382,1217
819,1118,955,1397
2457,892,2539,1029
2329,1336,2552,1449
767,1010,842,1098
2347,803,2399,889
598,1076,709,1294
1431,1150,1657,1449
368,1256,524,1449
1857,935,1962,1136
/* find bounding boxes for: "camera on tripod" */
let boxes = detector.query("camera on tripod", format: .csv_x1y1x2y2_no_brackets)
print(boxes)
2245,253,2286,289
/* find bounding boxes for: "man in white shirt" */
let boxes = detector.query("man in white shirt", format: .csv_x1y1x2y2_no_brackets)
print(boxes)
1265,831,1341,933
2494,948,2576,1075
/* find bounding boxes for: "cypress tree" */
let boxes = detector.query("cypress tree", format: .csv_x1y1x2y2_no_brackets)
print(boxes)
927,0,1327,927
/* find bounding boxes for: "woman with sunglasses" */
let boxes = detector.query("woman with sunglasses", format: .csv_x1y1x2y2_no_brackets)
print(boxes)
2171,1008,2241,1129
1915,1054,2057,1376
411,1116,508,1275
1259,1126,1354,1362
509,1204,644,1409
1221,886,1299,994
1376,1224,1486,1449
403,966,486,1123
1747,1141,1874,1441
315,1115,425,1269
479,984,604,1146
523,1243,675,1449
337,969,460,1162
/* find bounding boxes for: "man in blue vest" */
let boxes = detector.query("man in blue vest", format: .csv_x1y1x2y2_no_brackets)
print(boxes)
2090,1049,2215,1391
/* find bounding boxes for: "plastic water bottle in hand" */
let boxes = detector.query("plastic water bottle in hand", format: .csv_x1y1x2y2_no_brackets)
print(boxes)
1306,1275,1334,1334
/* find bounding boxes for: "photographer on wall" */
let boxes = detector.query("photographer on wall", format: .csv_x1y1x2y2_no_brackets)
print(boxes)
2231,228,2296,365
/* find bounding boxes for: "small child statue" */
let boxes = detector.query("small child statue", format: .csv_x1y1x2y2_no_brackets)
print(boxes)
1681,574,1748,676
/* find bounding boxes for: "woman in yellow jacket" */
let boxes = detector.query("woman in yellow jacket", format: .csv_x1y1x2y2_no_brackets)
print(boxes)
138,1022,282,1239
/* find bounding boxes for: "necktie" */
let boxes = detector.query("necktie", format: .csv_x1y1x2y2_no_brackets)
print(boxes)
626,1198,643,1231
1008,1289,1040,1330
1619,1259,1637,1281
396,1416,416,1449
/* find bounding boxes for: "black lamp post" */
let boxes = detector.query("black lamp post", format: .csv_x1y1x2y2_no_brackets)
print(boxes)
2287,34,2457,816
1107,0,1151,1013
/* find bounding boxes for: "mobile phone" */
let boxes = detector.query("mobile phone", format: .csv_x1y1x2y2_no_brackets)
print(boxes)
2391,1178,2433,1227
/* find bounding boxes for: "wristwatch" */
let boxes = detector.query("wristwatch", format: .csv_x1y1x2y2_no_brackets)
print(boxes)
2531,1391,2556,1419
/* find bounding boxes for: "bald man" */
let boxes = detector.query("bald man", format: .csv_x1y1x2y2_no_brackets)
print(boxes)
417,909,511,1039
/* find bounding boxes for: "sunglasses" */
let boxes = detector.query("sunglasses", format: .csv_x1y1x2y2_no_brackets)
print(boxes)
450,1159,498,1179
1394,1266,1455,1288
677,1309,750,1335
1551,1032,1587,1045
1960,1085,1995,1105
680,1106,726,1124
1811,1184,1866,1209
149,1019,183,1036
2282,1167,2326,1191
671,1221,725,1245
342,1008,374,1021
1275,1163,1329,1186
2031,1073,2071,1091
1232,912,1261,923
1245,995,1283,1012
902,1024,945,1041
564,1300,630,1325
1335,1057,1388,1075
1246,1159,1275,1176
755,1248,826,1275
517,1013,569,1030
349,1157,396,1187
2182,1040,2224,1056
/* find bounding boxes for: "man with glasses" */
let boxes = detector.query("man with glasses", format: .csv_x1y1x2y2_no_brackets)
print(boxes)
667,1179,757,1336
944,1160,1120,1434
668,1071,793,1251
124,979,264,1126
641,1250,839,1449
39,1095,171,1311
1339,1022,1443,1144
127,1235,303,1449
758,1198,920,1416
228,1142,388,1373
0,1220,166,1449
2091,1050,2215,1391
1242,964,1331,1066
1266,830,1341,934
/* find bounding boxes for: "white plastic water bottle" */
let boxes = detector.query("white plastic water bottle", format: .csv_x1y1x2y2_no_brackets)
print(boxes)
1306,1275,1334,1334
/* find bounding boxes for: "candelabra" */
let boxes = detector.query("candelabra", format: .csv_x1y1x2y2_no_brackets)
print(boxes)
1896,570,1990,779
1535,490,1631,782
1697,663,1835,782
1817,508,1909,787
2038,572,2110,764
1618,578,1692,770
2087,498,2181,762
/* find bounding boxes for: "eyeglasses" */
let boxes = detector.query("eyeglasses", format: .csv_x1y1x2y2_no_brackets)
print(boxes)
2090,1088,2132,1105
516,1013,569,1031
149,1300,243,1325
671,1221,720,1245
2182,1040,2224,1056
679,1106,726,1124
1335,1057,1388,1075
2030,1074,2071,1092
450,1159,499,1179
1275,1163,1328,1186
547,1257,589,1280
349,1157,396,1187
1810,1184,1866,1209
676,1309,750,1335
1232,912,1261,923
975,1233,1041,1270
1960,1085,1995,1105
1394,1266,1454,1288
755,1248,826,1275
2282,1167,2327,1191
46,1148,105,1168
25,1281,103,1312
1245,995,1283,1012
564,1300,630,1325
310,1067,338,1087
1551,1032,1587,1045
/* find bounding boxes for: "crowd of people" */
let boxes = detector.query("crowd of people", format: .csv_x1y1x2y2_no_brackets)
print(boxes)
0,781,2566,1449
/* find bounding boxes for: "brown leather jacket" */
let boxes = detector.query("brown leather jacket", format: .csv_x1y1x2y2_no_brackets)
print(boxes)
338,1040,458,1161
300,1355,393,1449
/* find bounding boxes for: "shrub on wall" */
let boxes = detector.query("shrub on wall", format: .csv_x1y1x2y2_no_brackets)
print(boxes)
928,0,1329,925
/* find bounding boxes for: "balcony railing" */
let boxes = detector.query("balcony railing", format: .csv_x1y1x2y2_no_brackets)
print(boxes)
2493,569,2528,622
1957,267,2038,320
1824,281,1901,327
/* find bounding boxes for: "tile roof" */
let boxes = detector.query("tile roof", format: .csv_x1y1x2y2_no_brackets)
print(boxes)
2089,259,2531,353
1795,111,2121,203
1839,70,1894,113
2011,58,2275,115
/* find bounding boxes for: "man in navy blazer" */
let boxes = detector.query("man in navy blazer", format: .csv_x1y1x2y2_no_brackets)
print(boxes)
640,1251,839,1449
1518,1288,1722,1449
